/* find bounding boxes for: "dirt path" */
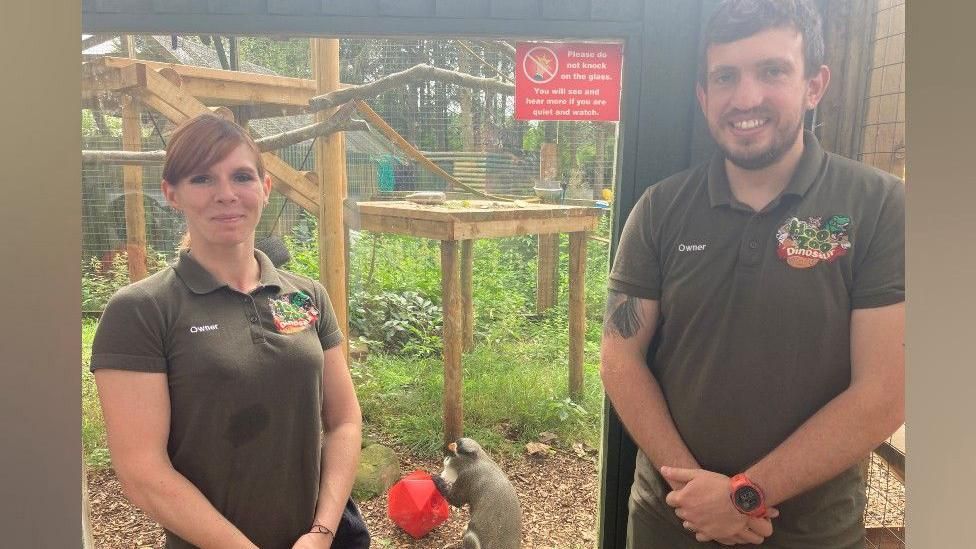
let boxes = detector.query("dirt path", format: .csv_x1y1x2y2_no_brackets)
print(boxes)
87,443,600,548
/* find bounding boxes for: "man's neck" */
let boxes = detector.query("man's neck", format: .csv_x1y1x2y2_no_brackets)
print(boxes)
725,132,805,212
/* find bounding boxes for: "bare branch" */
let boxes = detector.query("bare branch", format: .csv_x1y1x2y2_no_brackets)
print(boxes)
83,103,368,165
309,64,514,112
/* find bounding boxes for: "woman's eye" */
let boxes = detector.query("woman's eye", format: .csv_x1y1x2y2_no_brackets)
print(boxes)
189,175,210,184
234,173,257,183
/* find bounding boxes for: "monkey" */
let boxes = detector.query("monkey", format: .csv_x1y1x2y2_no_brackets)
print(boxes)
432,437,522,549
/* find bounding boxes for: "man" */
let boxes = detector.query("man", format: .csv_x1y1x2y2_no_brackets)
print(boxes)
600,1,905,547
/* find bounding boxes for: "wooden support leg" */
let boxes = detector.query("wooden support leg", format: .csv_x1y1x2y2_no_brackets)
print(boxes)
461,240,475,352
121,95,147,282
537,234,559,313
568,232,587,400
441,240,464,445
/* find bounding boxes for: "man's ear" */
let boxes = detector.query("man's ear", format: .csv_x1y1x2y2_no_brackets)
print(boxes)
805,65,831,110
161,180,179,210
696,81,707,116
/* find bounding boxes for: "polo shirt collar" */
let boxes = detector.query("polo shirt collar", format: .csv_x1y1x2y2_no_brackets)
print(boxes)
174,248,296,295
707,130,826,209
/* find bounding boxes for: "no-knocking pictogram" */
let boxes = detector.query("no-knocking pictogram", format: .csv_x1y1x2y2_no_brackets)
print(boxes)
515,41,623,121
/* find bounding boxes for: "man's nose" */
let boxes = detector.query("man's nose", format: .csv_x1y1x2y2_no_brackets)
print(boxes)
729,74,764,111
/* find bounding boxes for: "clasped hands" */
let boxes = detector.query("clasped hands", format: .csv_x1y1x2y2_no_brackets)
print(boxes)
661,466,779,546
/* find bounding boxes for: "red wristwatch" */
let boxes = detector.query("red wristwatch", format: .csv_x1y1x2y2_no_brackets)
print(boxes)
729,473,767,517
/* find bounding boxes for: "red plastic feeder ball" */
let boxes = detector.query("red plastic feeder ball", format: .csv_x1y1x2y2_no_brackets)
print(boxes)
387,470,451,538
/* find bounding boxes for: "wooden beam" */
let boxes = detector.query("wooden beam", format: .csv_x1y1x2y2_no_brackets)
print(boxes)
817,0,874,158
122,94,148,282
118,62,321,213
441,239,464,445
537,234,559,313
568,231,587,400
99,55,317,106
354,100,512,201
461,239,475,352
312,38,349,360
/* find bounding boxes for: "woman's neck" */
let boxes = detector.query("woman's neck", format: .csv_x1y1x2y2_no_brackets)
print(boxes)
187,239,262,293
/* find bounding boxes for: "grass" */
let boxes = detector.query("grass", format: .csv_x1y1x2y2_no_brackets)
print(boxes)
81,211,614,464
82,318,111,468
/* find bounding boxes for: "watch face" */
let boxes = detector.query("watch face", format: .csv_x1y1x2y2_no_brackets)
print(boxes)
734,486,761,511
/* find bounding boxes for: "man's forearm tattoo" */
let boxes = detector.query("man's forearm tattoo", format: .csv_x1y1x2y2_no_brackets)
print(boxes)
603,290,642,338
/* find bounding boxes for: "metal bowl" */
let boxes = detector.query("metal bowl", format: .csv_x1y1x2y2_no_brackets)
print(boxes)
533,187,563,200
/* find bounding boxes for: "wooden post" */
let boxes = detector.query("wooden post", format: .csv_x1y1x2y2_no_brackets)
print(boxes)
461,239,474,352
311,38,349,359
82,462,95,548
441,240,464,444
568,232,587,400
120,35,147,282
536,234,559,313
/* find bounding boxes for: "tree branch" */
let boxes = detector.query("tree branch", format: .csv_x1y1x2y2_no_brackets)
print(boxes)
308,64,514,112
82,103,368,165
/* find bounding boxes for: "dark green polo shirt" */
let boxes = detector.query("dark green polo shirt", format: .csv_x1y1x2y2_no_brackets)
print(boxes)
610,131,904,548
91,249,343,549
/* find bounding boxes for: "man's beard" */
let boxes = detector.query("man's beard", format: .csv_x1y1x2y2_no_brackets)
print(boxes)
717,113,803,170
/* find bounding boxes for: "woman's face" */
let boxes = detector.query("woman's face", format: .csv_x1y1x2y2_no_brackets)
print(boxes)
162,143,272,250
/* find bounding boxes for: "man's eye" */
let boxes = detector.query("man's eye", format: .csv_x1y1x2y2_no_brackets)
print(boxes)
764,66,786,78
234,173,256,183
712,72,734,85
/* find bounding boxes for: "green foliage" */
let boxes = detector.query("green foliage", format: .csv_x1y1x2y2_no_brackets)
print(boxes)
82,249,169,311
522,123,546,152
237,37,311,78
349,290,442,357
82,318,110,468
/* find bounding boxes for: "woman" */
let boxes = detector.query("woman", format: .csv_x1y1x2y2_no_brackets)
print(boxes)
91,114,367,549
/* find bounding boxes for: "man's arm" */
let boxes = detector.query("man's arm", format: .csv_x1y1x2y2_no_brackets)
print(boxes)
602,290,776,545
663,302,904,540
745,302,905,504
599,290,701,478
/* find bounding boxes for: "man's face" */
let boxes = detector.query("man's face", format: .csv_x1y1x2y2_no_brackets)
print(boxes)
697,26,829,170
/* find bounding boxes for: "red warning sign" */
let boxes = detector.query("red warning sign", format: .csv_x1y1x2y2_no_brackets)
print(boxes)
515,42,623,121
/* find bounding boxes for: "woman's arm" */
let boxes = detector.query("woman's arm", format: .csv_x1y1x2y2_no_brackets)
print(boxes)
293,346,363,548
94,369,257,549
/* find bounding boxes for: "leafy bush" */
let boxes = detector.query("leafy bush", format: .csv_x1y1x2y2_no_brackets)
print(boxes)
82,249,169,311
349,290,442,357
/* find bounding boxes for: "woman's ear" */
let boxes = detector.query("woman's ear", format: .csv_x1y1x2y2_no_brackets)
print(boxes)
161,179,180,210
262,174,272,205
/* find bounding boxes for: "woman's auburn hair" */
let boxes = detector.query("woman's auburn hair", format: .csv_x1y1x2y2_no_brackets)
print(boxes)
164,114,266,251
163,113,266,184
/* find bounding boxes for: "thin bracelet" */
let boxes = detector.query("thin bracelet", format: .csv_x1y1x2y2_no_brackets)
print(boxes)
309,523,335,537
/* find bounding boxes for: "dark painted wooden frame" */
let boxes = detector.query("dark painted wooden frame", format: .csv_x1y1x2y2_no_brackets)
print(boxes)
83,2,711,547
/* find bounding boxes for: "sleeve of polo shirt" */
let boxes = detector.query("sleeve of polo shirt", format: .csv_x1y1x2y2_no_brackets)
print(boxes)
311,281,344,350
608,187,662,300
850,179,905,309
90,285,168,373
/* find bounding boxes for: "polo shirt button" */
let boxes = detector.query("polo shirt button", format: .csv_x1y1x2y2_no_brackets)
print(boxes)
249,315,258,323
749,240,759,249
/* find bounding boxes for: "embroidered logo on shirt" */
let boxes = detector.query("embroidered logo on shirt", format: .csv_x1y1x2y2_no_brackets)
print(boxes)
189,324,219,334
269,291,319,334
776,215,852,269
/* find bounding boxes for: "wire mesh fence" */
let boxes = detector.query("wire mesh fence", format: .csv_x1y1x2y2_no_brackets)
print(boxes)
81,35,618,269
859,1,907,546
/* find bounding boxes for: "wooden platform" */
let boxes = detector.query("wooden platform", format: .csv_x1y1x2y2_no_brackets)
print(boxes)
350,199,604,444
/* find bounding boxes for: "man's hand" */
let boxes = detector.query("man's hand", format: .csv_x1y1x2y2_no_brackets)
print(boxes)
292,531,333,549
662,466,779,545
